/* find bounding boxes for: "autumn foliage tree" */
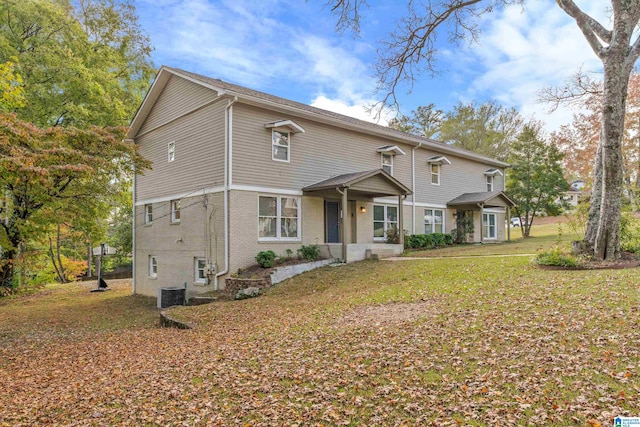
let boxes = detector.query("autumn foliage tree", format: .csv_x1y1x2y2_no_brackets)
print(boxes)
0,113,150,291
0,0,154,128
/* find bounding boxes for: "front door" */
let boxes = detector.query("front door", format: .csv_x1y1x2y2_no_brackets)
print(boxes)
325,201,340,243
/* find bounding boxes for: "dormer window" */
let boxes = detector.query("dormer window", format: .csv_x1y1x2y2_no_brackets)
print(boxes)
264,120,305,163
381,153,393,174
427,156,451,186
484,168,504,192
272,130,290,162
377,145,406,176
168,141,175,162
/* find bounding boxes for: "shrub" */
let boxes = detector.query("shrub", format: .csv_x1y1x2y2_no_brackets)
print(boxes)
404,233,454,250
385,227,401,244
534,245,578,268
255,250,276,268
298,244,320,261
620,211,640,254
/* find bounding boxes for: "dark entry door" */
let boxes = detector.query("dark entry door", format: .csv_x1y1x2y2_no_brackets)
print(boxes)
325,201,340,243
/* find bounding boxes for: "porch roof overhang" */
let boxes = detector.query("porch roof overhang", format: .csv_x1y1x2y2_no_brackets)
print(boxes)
302,169,412,198
447,191,516,209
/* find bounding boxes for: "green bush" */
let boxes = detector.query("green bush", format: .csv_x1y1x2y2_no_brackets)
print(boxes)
255,250,276,268
534,245,578,268
404,233,454,250
620,212,640,254
298,244,320,261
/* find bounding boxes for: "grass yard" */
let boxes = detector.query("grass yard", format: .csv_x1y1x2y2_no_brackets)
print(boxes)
1,223,639,426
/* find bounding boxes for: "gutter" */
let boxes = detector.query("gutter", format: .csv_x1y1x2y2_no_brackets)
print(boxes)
214,96,238,290
411,141,423,234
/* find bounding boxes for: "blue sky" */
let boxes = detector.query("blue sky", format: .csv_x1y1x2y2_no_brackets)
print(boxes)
135,0,605,132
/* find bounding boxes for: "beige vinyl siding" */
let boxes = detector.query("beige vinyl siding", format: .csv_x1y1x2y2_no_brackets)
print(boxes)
231,104,413,190
414,149,506,205
134,192,225,297
138,75,216,135
135,101,226,201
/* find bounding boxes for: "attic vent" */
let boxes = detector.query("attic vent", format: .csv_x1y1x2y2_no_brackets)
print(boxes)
157,285,186,308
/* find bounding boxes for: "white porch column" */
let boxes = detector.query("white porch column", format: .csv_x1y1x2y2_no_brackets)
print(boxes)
341,187,348,263
398,195,404,248
479,203,484,244
507,206,511,242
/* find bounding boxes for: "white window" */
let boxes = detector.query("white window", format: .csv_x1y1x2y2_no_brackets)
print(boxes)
373,205,398,241
486,175,494,192
424,209,444,234
381,153,393,175
195,258,207,283
272,130,290,162
431,164,440,185
170,199,181,223
258,195,300,240
144,204,153,224
149,255,157,278
168,141,175,162
482,213,497,240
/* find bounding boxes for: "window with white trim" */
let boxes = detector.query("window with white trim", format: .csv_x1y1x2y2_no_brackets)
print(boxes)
258,195,300,240
381,153,393,175
144,204,153,224
170,199,181,223
272,130,290,162
424,209,444,234
195,258,207,283
486,175,494,192
431,164,441,185
482,213,497,239
168,141,175,162
373,205,398,240
149,255,157,278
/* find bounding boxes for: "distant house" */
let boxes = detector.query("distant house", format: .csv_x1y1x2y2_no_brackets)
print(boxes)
127,66,516,297
559,180,587,208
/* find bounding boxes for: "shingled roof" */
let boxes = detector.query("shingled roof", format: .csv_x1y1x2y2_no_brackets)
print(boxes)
129,66,509,169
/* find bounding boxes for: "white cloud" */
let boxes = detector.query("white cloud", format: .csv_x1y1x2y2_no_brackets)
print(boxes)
137,0,386,123
461,1,607,131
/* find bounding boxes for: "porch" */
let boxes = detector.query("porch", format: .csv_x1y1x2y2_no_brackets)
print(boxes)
302,169,412,263
447,191,517,242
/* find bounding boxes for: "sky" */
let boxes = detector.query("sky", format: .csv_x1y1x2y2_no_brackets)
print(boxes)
135,0,607,133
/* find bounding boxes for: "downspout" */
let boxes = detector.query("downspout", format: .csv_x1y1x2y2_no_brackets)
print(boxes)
214,96,238,290
411,142,423,234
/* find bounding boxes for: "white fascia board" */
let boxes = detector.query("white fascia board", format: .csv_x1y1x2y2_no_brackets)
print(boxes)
230,184,303,196
427,156,452,165
135,186,224,206
264,120,305,133
377,145,406,155
484,168,504,176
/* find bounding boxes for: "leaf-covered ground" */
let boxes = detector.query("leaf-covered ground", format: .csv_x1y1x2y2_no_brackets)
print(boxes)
1,229,639,426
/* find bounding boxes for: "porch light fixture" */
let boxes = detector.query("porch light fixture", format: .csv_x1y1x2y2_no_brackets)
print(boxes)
360,206,367,213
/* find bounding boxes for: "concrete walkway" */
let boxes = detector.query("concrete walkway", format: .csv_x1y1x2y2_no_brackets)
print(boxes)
384,253,537,261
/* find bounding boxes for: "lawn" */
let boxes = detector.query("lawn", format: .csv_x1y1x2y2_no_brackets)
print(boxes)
1,224,639,426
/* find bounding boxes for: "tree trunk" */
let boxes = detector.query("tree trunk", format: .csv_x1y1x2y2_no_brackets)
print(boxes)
587,57,629,260
585,142,603,246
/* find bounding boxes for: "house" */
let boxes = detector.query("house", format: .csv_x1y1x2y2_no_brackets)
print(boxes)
127,66,515,297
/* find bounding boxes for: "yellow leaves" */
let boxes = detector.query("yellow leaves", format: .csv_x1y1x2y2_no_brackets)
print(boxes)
586,419,602,427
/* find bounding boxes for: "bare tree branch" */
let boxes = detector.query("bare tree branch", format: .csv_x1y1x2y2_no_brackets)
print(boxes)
556,0,606,58
538,69,603,111
327,0,368,34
